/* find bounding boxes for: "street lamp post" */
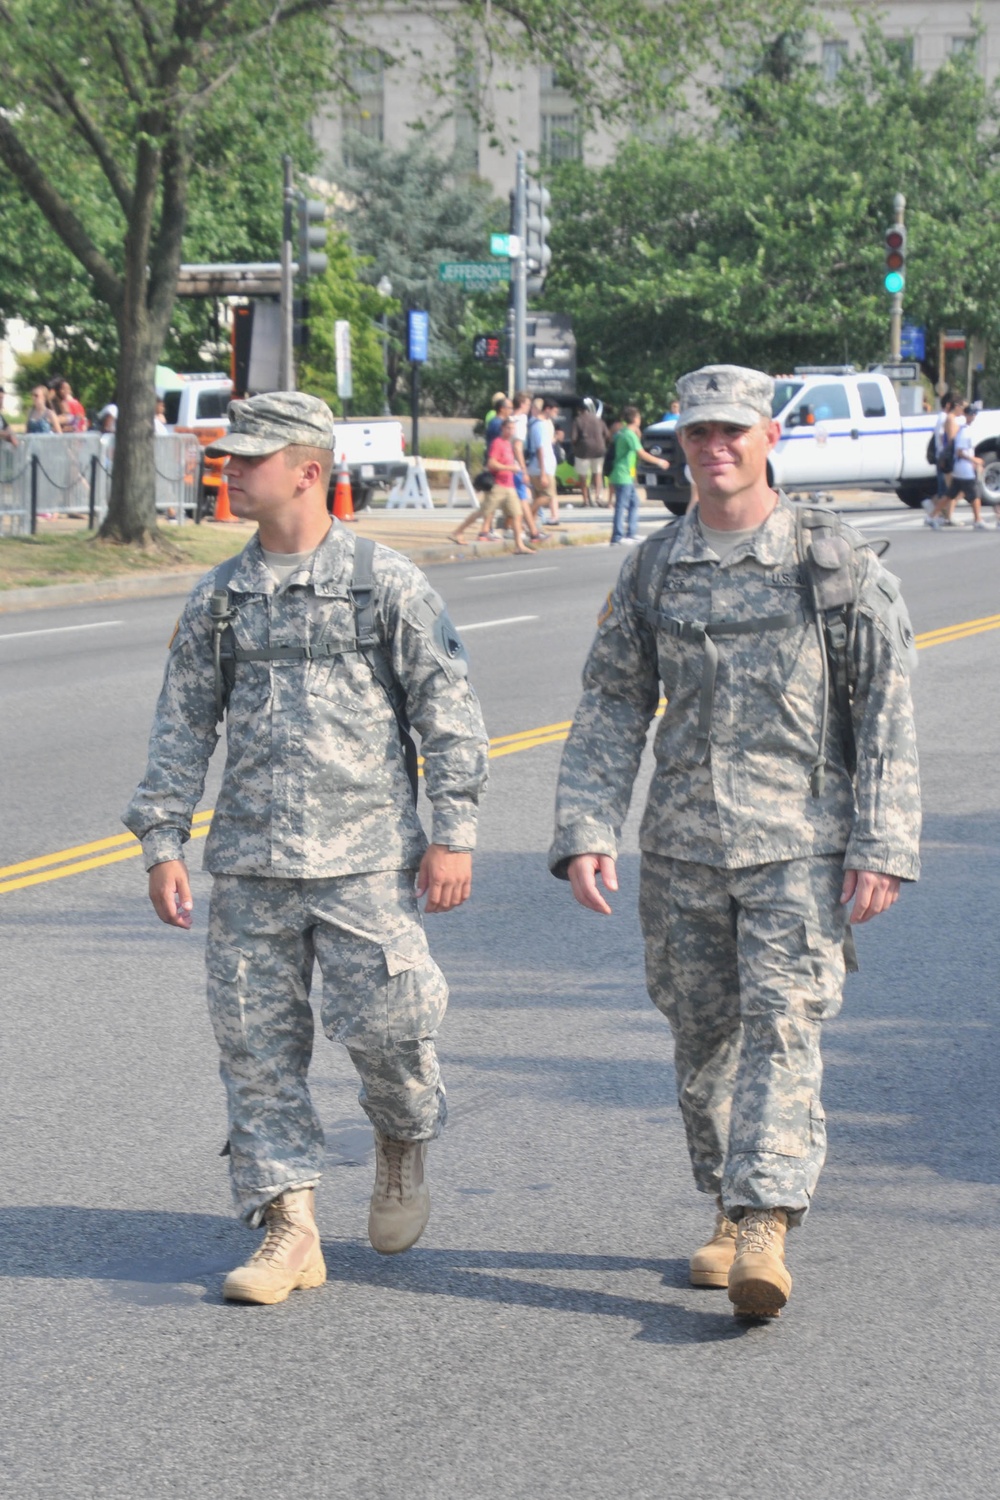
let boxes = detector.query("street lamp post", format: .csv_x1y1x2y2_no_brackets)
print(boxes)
377,275,393,415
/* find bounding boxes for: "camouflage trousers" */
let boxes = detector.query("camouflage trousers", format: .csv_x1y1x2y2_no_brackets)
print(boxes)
206,870,448,1226
639,852,850,1227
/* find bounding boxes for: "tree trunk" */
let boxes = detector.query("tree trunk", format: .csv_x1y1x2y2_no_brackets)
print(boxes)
98,325,161,545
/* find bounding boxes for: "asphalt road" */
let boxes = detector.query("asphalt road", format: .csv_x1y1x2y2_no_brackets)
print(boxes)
1,510,998,1499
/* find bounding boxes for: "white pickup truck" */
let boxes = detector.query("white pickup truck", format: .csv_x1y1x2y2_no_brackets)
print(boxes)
161,374,408,511
640,368,1000,514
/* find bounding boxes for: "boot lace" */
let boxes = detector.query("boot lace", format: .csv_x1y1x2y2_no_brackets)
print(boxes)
249,1204,299,1265
714,1209,738,1241
738,1210,782,1255
375,1136,417,1203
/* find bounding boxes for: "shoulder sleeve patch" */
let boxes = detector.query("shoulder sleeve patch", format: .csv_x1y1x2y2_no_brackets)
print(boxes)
597,591,614,627
168,618,180,650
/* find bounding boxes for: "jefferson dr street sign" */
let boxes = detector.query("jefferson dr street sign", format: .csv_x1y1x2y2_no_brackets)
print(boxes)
439,261,511,286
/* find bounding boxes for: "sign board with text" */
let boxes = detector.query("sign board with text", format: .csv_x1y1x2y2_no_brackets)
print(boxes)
526,312,576,397
407,309,430,363
335,320,353,399
438,261,511,286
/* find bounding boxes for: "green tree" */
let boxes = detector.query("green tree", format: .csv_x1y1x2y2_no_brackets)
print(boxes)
298,229,390,416
0,0,804,544
0,1,330,544
546,29,1000,411
339,133,505,412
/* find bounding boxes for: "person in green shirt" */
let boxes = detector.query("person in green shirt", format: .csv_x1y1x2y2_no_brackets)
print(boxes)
609,405,667,545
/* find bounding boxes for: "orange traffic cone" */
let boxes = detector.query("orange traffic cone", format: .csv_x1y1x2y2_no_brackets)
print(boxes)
332,454,355,521
211,476,237,522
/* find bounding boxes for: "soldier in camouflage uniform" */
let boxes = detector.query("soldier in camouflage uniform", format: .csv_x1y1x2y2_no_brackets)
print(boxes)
549,366,920,1318
125,393,489,1305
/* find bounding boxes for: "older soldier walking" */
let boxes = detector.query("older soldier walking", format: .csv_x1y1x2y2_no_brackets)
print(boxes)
125,392,489,1305
549,366,920,1318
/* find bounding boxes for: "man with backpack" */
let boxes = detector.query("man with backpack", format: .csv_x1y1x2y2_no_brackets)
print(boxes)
125,392,489,1305
549,365,920,1320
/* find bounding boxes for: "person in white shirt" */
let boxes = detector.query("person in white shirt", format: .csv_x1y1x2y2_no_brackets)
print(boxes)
527,397,563,526
933,405,986,530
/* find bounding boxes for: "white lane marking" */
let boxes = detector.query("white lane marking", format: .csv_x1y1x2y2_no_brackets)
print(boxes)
474,567,559,581
0,619,124,642
456,614,539,632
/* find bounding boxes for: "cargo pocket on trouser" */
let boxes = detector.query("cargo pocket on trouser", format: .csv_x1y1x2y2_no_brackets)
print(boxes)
317,925,449,1141
205,941,324,1225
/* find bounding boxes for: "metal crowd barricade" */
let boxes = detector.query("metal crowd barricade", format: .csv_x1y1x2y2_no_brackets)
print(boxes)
0,432,202,533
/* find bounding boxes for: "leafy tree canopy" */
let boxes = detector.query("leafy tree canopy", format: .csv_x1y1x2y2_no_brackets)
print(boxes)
545,27,1000,413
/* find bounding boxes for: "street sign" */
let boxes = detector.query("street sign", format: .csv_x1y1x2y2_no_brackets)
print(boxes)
943,329,967,350
438,261,511,286
873,361,920,383
526,312,576,397
490,234,510,257
900,323,926,361
472,332,504,363
335,320,353,399
407,309,430,363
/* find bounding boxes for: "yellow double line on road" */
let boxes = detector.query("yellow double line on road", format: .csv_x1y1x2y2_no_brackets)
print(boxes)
3,611,999,897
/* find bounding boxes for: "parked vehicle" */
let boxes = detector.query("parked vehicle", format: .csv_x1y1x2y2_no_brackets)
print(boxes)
639,367,1000,514
160,373,408,513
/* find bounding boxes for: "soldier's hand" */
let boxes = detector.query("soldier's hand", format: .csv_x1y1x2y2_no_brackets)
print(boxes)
568,854,618,915
149,859,194,928
417,845,472,913
841,869,900,924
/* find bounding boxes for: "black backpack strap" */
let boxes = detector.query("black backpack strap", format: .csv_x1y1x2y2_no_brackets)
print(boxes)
349,536,419,805
795,508,865,789
209,552,243,723
633,519,684,627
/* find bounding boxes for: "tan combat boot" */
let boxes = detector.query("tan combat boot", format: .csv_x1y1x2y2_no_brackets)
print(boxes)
368,1131,430,1254
727,1207,792,1318
689,1205,738,1288
223,1188,327,1305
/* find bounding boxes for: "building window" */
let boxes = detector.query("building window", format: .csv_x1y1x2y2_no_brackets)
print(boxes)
540,65,581,165
342,49,384,163
885,37,915,74
541,112,580,164
821,41,848,83
951,36,979,62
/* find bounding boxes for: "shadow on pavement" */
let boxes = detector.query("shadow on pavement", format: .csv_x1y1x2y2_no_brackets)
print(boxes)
0,1206,763,1343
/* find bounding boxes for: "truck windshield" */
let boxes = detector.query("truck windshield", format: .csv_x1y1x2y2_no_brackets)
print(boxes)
772,381,802,416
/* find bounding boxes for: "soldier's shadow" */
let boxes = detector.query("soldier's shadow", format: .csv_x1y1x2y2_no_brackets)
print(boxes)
321,1241,752,1346
0,1207,756,1344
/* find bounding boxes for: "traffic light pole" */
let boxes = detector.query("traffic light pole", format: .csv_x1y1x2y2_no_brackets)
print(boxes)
889,192,905,361
513,150,527,391
280,155,295,390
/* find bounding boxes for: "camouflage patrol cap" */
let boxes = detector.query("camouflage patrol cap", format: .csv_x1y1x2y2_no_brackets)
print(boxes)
205,391,335,457
675,365,774,430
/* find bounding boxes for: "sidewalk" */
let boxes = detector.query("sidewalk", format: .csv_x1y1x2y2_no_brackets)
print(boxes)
0,503,612,614
0,490,899,615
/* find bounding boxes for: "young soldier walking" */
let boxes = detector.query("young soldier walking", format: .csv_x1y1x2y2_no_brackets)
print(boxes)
125,393,489,1305
550,366,920,1318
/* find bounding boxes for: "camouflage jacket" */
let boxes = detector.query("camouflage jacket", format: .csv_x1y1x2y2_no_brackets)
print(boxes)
124,524,489,876
550,498,921,879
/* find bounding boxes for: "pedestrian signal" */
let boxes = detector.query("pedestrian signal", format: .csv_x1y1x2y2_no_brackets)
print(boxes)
884,225,906,294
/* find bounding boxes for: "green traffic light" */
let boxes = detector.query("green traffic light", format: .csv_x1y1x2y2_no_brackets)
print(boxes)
884,270,905,294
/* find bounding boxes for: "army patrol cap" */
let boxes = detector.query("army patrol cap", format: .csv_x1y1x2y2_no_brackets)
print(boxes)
675,365,774,431
205,391,335,457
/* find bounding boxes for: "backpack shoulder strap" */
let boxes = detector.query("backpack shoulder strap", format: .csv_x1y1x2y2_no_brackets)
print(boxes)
209,552,244,723
349,536,419,804
794,507,863,785
633,518,685,625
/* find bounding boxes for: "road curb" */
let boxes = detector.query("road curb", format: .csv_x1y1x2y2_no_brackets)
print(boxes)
0,527,610,614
